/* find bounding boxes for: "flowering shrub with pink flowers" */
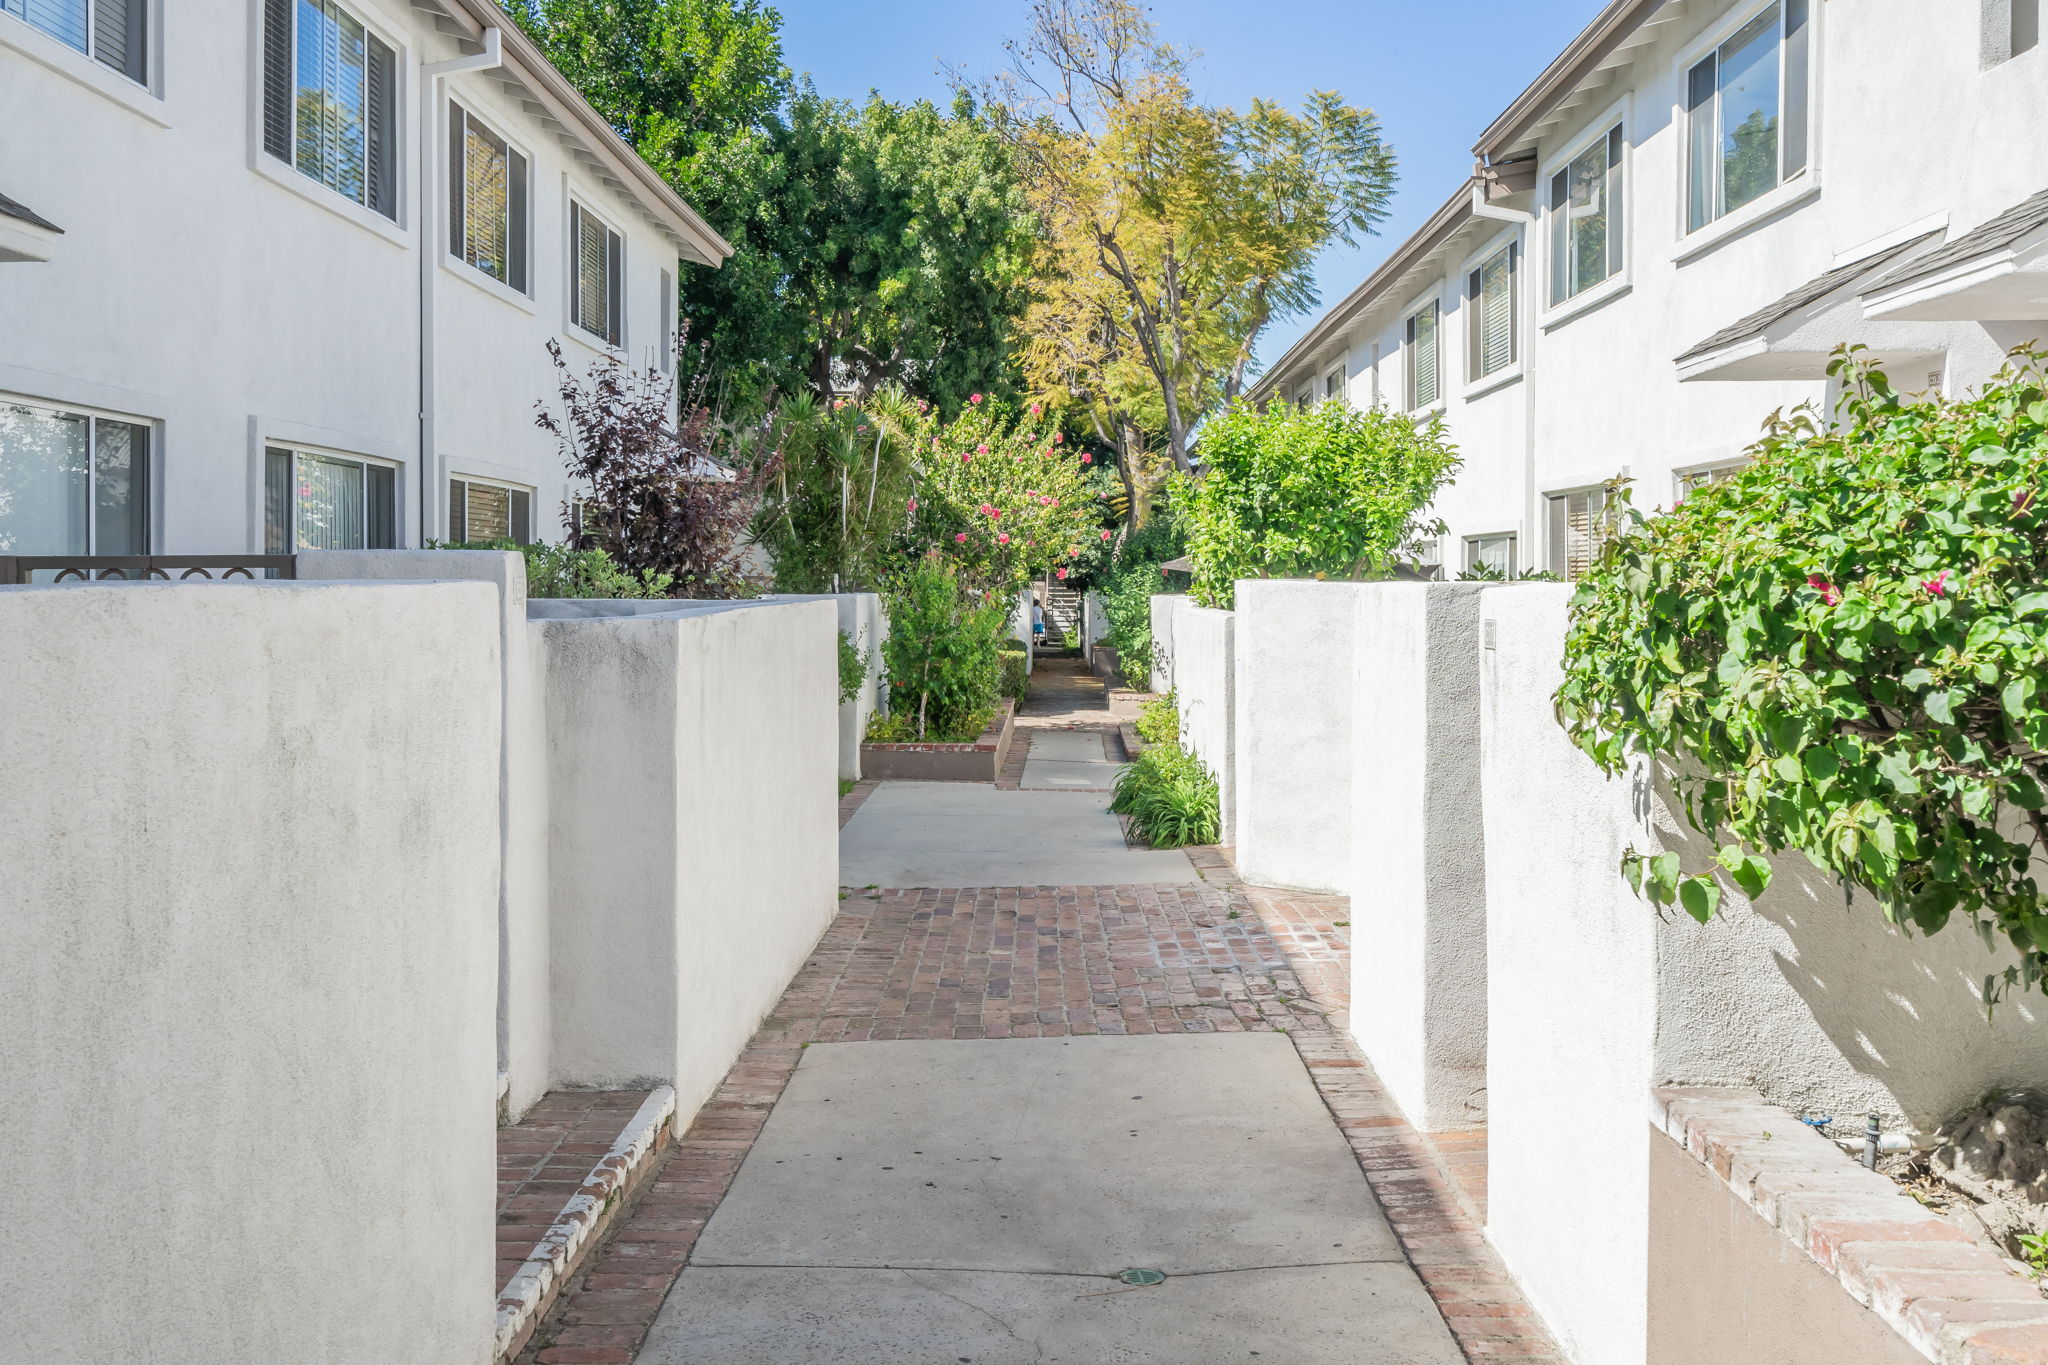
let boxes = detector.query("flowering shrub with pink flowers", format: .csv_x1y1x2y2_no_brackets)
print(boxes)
878,393,1102,594
1558,349,2048,998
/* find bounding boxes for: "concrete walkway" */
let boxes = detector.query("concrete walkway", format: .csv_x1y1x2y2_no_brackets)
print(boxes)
522,656,1562,1364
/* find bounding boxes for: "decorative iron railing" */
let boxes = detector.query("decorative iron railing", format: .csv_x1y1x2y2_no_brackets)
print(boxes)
0,555,298,584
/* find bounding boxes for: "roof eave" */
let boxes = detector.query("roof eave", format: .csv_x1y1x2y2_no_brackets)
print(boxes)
1472,0,1669,163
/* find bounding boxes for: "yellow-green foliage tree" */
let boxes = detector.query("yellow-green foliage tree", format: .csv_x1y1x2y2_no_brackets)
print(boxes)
990,0,1396,475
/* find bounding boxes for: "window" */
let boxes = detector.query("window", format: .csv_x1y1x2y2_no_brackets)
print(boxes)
1686,1,1811,233
2,0,146,83
261,0,398,219
1675,462,1749,500
449,103,529,292
570,201,624,347
265,447,396,551
1293,382,1314,408
1404,536,1444,580
1467,244,1519,380
0,398,148,555
1550,126,1624,305
1405,301,1441,410
1546,486,1612,579
447,477,533,544
1324,365,1346,401
1463,533,1518,579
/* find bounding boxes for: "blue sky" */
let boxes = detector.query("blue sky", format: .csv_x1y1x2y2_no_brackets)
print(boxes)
775,0,1601,376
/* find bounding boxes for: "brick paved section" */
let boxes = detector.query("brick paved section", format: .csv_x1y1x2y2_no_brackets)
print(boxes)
498,1090,653,1290
835,779,877,828
993,726,1030,789
518,861,1562,1364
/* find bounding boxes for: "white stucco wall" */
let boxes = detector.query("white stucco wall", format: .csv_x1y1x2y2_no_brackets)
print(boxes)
297,549,554,1119
1480,583,1655,1365
1148,593,1179,693
766,592,886,780
1169,599,1236,844
1348,583,1489,1132
0,0,710,557
542,599,838,1118
1232,579,1367,893
0,580,500,1364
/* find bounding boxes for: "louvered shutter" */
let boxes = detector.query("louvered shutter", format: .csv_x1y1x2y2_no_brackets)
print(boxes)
1408,302,1438,409
606,226,623,345
448,107,467,260
261,0,293,162
1478,247,1516,376
509,150,529,292
94,0,146,83
509,489,532,545
365,34,397,219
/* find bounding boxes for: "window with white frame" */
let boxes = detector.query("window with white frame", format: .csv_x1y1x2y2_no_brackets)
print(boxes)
448,477,533,544
1405,301,1441,410
1293,381,1314,408
0,397,149,555
1463,533,1517,578
264,446,397,551
1324,364,1346,402
1685,1,1811,233
1467,244,1519,380
449,102,529,292
1675,461,1749,500
570,201,624,347
1550,125,1624,305
1546,486,1612,580
260,0,398,220
2,0,147,83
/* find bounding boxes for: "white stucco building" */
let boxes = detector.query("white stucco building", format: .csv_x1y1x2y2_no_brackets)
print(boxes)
1252,0,2048,580
0,0,729,560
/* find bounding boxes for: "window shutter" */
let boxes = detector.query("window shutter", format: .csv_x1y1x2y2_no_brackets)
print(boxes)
606,227,624,345
509,489,532,545
448,107,466,260
1783,0,1811,176
261,0,293,161
95,0,147,83
1604,127,1625,278
1479,250,1516,376
366,463,396,548
264,449,293,553
509,149,530,292
365,34,397,220
448,479,467,543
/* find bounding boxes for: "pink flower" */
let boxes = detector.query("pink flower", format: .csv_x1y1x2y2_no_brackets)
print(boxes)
998,533,1011,544
1057,567,1068,580
954,532,967,543
1040,496,1053,506
832,398,845,410
1081,453,1093,464
1923,570,1952,597
1807,574,1841,606
907,497,917,512
1067,547,1079,558
970,393,984,405
1029,403,1042,415
962,453,972,464
856,424,867,433
990,508,1002,520
1052,433,1063,444
976,444,989,455
1100,529,1112,541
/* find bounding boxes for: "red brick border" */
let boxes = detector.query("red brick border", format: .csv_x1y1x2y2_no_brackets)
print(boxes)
835,779,878,829
994,726,1030,789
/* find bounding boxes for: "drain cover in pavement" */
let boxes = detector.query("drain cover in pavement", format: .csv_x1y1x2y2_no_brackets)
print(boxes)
1116,1268,1167,1286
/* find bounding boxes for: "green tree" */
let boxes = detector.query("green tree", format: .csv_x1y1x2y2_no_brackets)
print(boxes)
1174,399,1459,608
753,391,913,592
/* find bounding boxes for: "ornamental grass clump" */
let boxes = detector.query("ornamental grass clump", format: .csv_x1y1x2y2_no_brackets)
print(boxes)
1111,742,1219,849
1557,347,2048,999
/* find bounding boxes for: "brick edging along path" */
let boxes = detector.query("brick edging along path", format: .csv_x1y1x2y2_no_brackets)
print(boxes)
518,853,1563,1363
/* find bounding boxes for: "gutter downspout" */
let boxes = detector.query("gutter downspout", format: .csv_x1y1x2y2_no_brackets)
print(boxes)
1470,181,1539,575
419,27,506,547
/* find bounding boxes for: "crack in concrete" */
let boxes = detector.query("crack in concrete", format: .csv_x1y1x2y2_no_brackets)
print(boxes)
899,1268,1049,1364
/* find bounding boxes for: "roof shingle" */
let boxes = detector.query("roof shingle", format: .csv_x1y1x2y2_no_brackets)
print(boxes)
1675,231,1939,363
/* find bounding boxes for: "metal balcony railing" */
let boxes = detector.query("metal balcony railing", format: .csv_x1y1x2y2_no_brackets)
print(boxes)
0,555,298,584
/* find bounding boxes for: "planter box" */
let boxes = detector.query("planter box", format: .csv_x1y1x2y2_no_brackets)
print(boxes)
860,700,1017,782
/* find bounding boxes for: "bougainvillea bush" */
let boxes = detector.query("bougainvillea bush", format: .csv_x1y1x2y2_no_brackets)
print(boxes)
871,391,1102,594
1176,400,1460,608
1557,348,2048,999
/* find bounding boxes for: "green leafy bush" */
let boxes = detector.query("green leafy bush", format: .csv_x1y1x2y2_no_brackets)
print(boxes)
756,392,915,593
998,641,1031,702
1136,691,1179,745
439,539,673,598
878,553,1009,740
864,707,993,744
1177,400,1460,608
1558,349,2048,998
1111,742,1220,848
1100,560,1166,679
838,629,872,705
